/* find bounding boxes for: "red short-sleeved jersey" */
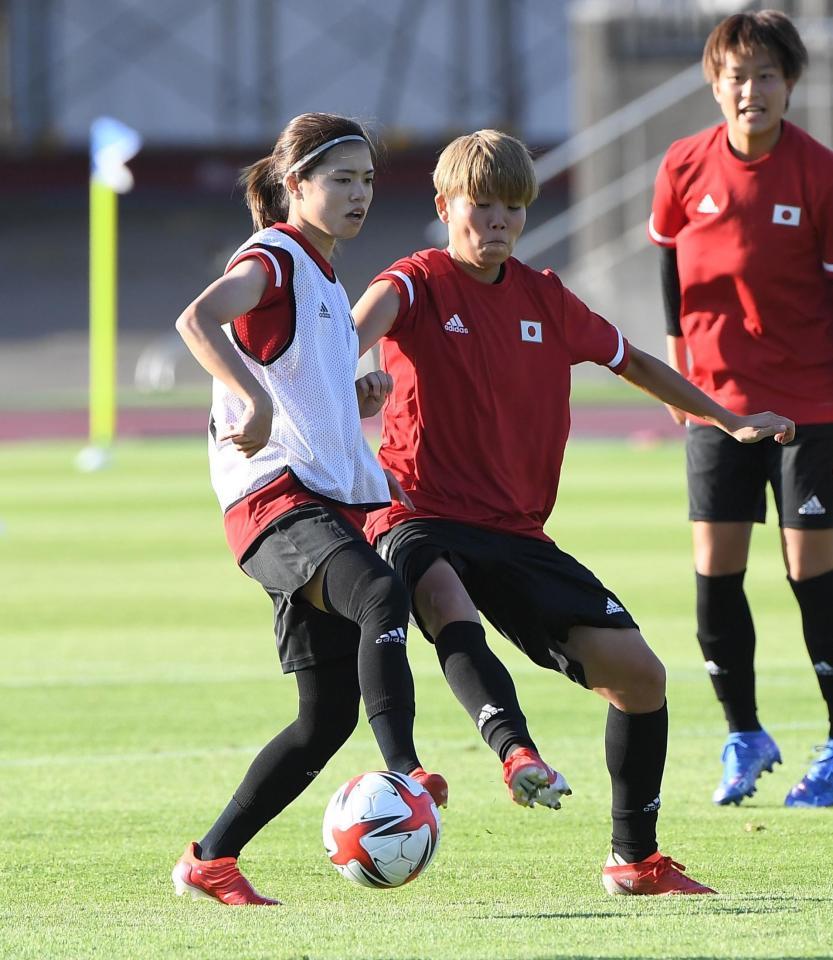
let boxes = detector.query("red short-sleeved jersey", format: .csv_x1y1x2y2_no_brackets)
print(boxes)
650,121,833,424
364,248,630,544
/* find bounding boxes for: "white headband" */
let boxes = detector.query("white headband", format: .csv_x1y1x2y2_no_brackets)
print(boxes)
285,135,368,176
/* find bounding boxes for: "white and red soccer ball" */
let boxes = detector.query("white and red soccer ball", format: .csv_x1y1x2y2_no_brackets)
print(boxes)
322,771,441,888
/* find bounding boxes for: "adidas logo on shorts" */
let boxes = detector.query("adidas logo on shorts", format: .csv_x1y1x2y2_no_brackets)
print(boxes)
605,597,624,615
815,661,833,677
375,627,407,645
798,495,826,516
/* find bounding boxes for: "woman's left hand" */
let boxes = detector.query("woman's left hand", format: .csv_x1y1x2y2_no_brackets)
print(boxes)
356,370,394,419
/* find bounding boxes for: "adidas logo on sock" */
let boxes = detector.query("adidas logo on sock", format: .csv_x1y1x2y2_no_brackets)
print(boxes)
704,660,728,676
642,795,661,813
798,495,826,516
477,703,504,730
605,597,624,615
319,302,332,319
375,626,406,644
815,661,833,677
443,313,469,334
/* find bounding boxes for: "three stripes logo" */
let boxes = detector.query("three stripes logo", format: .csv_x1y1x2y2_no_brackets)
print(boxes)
319,302,332,319
605,597,624,615
798,495,826,516
444,313,469,335
375,627,407,645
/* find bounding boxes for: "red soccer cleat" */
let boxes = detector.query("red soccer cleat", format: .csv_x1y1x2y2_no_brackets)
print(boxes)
171,842,282,906
502,747,571,809
409,767,449,808
602,851,716,895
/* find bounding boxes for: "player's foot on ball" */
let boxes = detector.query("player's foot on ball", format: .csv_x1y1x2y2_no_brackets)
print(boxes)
602,851,716,896
171,842,282,906
502,746,571,809
409,767,449,808
712,729,781,805
784,738,833,807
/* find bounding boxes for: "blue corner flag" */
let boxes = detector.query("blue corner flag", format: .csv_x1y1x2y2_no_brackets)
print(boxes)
90,117,142,193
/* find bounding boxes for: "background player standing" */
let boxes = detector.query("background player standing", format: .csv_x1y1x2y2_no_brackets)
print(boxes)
353,128,794,895
649,11,833,808
171,113,445,906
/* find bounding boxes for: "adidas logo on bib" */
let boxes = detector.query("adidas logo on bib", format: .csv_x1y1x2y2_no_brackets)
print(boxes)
605,597,624,615
319,302,332,319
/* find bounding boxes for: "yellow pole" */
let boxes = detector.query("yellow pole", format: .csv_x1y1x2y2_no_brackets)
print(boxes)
88,176,118,448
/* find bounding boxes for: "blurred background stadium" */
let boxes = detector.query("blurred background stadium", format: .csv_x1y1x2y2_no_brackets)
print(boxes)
1,0,832,435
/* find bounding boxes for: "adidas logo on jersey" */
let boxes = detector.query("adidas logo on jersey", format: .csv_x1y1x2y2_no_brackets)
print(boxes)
444,313,469,334
605,597,624,615
376,626,407,645
319,302,332,319
814,661,833,677
477,703,505,731
798,495,826,516
697,194,720,214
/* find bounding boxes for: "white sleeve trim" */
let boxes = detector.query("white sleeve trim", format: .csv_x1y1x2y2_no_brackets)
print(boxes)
608,326,625,369
823,260,833,274
389,270,415,307
648,213,676,246
229,247,283,287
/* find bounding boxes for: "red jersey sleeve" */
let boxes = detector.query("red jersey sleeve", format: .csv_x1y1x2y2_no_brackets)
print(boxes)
649,151,687,248
370,259,427,337
226,245,294,364
553,276,630,374
820,183,833,282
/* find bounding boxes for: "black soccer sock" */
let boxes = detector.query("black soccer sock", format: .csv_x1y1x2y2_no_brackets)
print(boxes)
322,542,420,774
606,702,667,864
789,570,833,740
199,661,360,860
695,570,759,732
434,621,536,761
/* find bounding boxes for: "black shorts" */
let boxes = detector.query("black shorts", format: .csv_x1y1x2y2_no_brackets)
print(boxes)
241,503,363,673
687,423,833,529
375,518,638,689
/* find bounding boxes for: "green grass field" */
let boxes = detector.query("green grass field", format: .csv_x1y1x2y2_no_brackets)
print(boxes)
2,438,831,960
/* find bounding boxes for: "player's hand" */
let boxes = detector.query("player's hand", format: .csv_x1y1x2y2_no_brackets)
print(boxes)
384,469,414,511
727,412,795,445
219,396,273,458
356,370,394,419
664,403,687,426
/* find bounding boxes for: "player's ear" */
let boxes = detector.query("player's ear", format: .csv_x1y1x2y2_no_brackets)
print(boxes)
284,172,303,202
435,193,450,223
711,80,721,104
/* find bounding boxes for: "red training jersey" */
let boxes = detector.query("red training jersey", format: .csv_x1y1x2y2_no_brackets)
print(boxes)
364,248,630,544
650,121,833,424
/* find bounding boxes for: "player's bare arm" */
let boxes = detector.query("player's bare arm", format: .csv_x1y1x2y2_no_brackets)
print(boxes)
176,259,273,458
355,369,393,419
664,335,688,426
353,280,400,356
621,345,795,444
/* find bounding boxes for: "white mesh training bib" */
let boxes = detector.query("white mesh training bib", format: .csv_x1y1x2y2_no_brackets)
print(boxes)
208,227,390,512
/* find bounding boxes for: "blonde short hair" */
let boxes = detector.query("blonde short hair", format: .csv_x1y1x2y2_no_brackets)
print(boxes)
433,129,538,207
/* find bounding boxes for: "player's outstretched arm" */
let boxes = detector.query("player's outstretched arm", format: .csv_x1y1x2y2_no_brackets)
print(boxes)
353,281,401,356
621,345,795,444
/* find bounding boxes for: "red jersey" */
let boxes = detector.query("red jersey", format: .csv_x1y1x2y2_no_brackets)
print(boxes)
650,121,833,424
364,248,630,544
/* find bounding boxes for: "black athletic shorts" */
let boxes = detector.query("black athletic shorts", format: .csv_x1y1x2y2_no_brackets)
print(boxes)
241,503,363,673
687,423,833,529
375,518,638,689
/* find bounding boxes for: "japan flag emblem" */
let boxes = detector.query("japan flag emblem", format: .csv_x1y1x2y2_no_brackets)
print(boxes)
772,204,801,226
520,320,542,343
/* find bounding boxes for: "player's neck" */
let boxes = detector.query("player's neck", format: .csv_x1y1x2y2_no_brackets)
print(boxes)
446,247,503,284
726,120,784,162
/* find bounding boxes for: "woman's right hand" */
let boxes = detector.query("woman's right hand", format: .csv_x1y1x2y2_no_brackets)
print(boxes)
219,395,273,458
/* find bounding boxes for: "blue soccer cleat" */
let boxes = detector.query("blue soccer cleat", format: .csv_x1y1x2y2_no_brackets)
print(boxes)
784,739,833,808
712,730,782,805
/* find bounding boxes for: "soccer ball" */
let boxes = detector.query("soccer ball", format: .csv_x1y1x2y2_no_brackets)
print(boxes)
322,771,441,888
